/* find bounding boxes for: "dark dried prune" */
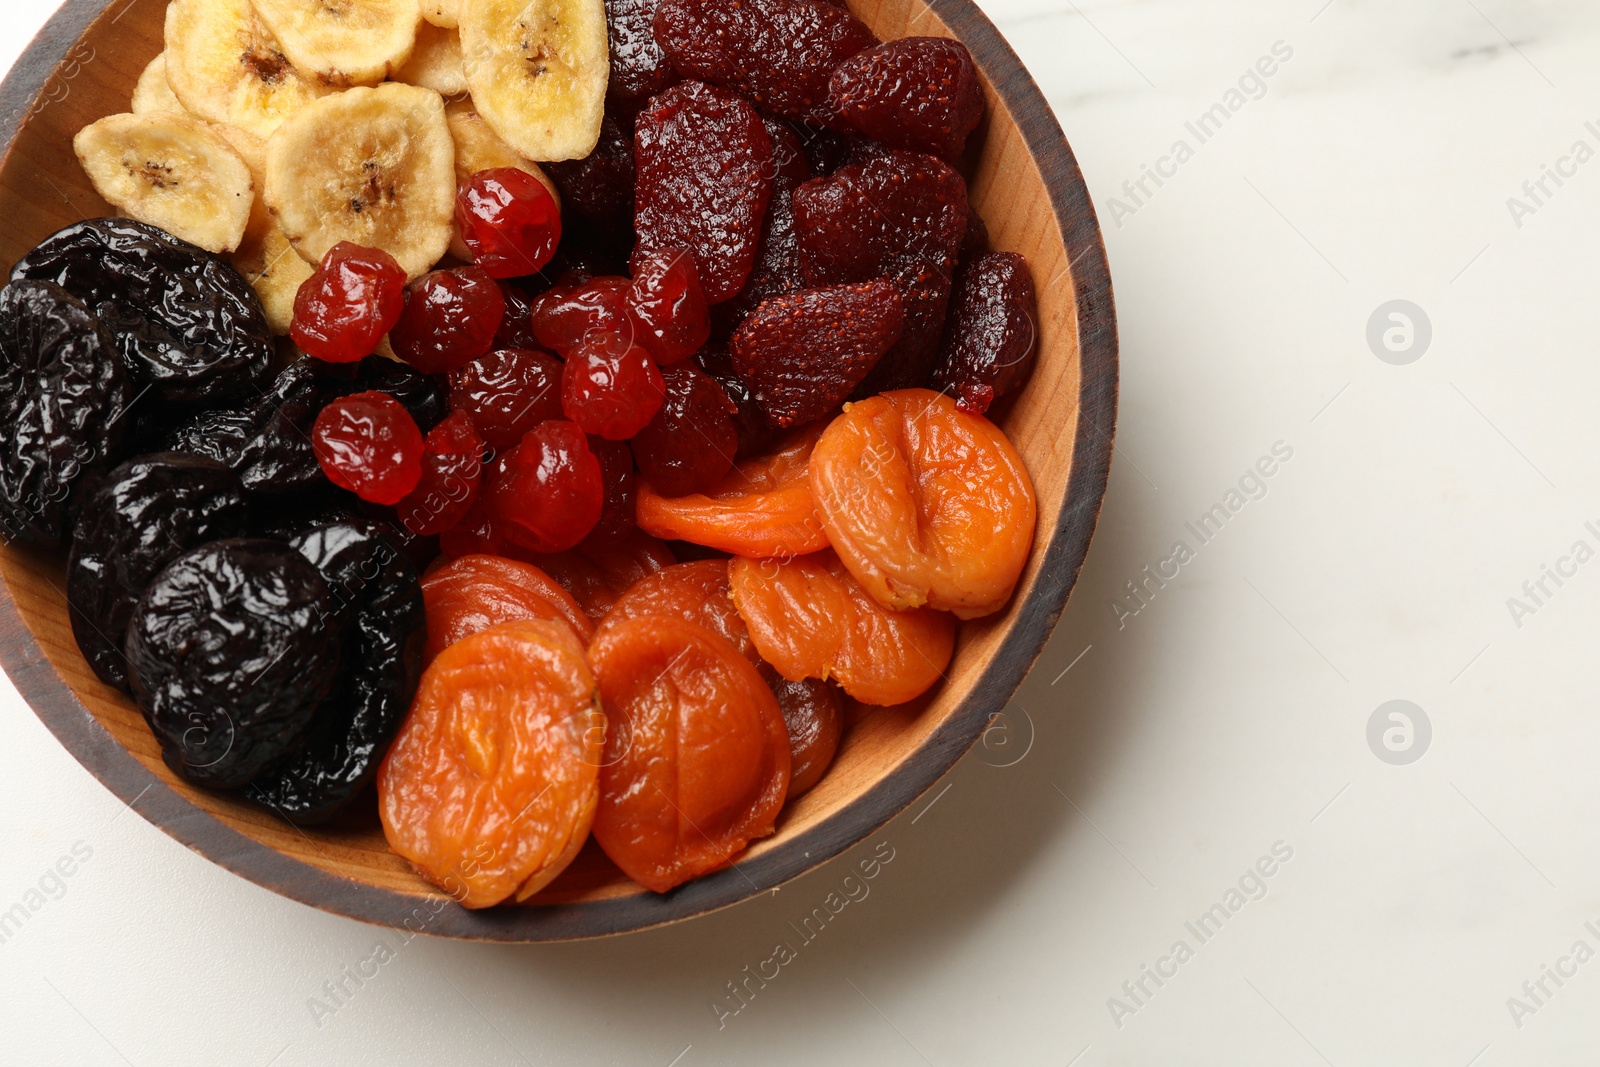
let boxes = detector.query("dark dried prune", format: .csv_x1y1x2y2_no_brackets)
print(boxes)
606,0,680,114
933,252,1038,416
719,118,812,335
653,0,876,121
730,280,904,427
348,354,448,432
68,453,249,690
12,218,272,408
126,539,340,788
632,81,774,305
794,151,967,393
249,522,425,824
828,37,985,160
630,363,738,495
0,281,133,545
548,113,637,250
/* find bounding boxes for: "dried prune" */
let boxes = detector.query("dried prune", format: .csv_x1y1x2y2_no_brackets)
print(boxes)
12,218,272,408
932,252,1038,416
348,353,448,432
809,389,1036,618
0,280,133,545
730,280,904,427
718,118,812,335
589,615,790,892
828,37,985,160
126,539,341,787
630,363,738,496
380,619,603,907
68,453,249,690
547,113,637,248
632,82,774,304
249,522,426,824
653,0,876,122
794,151,968,393
605,0,680,114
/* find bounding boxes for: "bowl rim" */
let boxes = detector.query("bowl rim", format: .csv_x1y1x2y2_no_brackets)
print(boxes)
0,0,1118,941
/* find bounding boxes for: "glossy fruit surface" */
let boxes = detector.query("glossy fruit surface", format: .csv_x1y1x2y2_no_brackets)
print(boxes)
291,242,406,363
560,334,666,440
396,411,483,536
483,419,604,553
456,168,562,279
312,390,425,505
629,363,738,496
627,247,709,363
389,266,505,375
448,347,565,453
421,554,594,660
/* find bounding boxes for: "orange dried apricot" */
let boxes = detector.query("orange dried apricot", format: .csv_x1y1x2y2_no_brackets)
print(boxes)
588,615,790,892
635,424,830,558
604,559,843,798
809,388,1036,619
377,620,603,909
528,526,677,622
421,554,593,660
728,550,954,706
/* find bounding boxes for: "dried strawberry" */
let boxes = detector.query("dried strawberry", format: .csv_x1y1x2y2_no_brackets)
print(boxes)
718,118,812,335
828,37,985,160
730,281,904,428
606,0,681,114
631,364,738,495
793,151,967,393
632,81,774,304
653,0,876,122
932,252,1038,416
546,112,636,247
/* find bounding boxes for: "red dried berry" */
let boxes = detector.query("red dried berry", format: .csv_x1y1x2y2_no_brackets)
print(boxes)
456,168,562,279
653,0,877,122
397,411,484,536
730,280,904,427
484,419,604,553
628,248,710,363
530,276,640,353
389,266,506,375
438,497,507,559
630,363,739,496
291,243,406,363
693,344,777,458
546,113,637,248
561,334,666,440
312,390,424,505
493,282,541,350
793,150,967,393
605,0,681,114
588,435,638,544
932,252,1038,416
448,347,565,453
632,81,774,305
719,118,812,334
828,37,985,160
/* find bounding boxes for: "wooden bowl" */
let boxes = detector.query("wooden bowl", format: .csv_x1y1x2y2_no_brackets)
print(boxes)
0,0,1117,940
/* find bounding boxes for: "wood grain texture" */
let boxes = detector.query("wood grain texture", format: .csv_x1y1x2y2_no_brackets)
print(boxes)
0,0,1118,940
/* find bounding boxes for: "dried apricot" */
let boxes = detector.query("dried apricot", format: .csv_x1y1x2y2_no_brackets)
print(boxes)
589,616,790,892
729,550,953,706
635,424,830,557
421,554,593,660
809,389,1035,619
378,620,603,908
605,560,843,797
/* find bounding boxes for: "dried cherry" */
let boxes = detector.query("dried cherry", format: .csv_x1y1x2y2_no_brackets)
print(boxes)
448,347,564,453
531,276,641,353
828,37,985,160
12,218,272,408
422,554,593,660
379,619,603,907
249,522,426,824
0,280,133,545
630,363,738,496
529,527,677,621
809,389,1036,618
290,242,406,364
561,334,666,440
456,168,562,279
932,252,1038,416
627,247,710,363
388,266,505,375
588,436,638,544
693,344,777,458
313,391,425,506
67,452,249,690
632,81,775,304
589,615,790,892
483,419,604,553
730,280,905,427
126,538,341,787
396,411,483,537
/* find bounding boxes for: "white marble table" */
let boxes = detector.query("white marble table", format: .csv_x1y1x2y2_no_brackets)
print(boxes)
3,0,1598,1063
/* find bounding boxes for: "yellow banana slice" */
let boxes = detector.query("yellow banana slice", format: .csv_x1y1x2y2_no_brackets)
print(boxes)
213,124,274,241
233,224,314,334
165,0,333,139
445,100,560,259
421,0,460,30
458,0,607,162
251,0,423,88
395,21,468,97
264,82,455,280
131,53,185,115
74,112,254,255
